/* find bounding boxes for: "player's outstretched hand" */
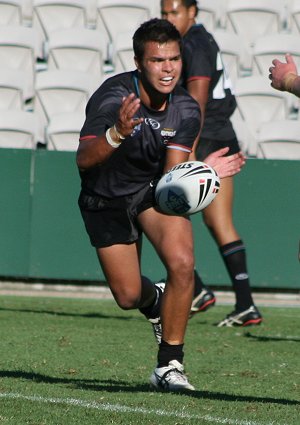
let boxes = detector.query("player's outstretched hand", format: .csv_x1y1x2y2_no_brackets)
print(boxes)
204,147,246,178
115,93,144,137
269,53,298,92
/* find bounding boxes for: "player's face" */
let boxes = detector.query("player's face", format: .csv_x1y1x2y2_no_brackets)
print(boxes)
136,40,182,96
161,0,195,36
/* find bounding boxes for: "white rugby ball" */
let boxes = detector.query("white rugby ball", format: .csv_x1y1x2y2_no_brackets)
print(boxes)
155,161,220,216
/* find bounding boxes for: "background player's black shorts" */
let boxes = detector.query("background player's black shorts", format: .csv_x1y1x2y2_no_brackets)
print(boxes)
196,137,240,161
78,184,155,248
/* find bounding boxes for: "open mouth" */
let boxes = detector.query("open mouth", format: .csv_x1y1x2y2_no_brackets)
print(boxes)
160,76,174,84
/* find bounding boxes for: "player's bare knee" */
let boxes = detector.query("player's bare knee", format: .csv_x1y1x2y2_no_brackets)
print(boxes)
113,290,140,310
167,250,194,282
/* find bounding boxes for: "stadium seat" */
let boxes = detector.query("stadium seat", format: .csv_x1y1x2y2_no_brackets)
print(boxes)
234,76,290,156
252,33,300,76
225,0,286,69
32,0,89,49
196,0,226,32
288,0,300,33
150,0,160,18
0,68,34,110
112,31,135,73
96,0,152,62
34,69,99,127
213,30,246,85
231,116,256,156
0,109,44,149
0,25,43,95
46,112,83,151
0,0,23,26
256,120,300,159
47,28,106,77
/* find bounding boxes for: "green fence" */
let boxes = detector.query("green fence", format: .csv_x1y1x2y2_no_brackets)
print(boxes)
0,148,299,288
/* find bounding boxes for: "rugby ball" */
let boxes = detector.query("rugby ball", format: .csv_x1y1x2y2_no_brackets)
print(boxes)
155,161,220,216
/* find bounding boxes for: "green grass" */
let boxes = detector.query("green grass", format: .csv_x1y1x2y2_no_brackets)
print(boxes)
0,295,299,425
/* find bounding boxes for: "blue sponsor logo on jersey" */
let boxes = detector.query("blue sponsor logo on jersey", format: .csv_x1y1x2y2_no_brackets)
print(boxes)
166,189,190,214
131,122,142,137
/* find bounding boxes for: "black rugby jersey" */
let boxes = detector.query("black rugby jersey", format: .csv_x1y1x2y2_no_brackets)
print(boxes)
79,71,200,198
180,24,237,141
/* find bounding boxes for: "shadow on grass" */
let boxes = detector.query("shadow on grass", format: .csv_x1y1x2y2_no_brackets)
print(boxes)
0,370,299,406
0,306,132,320
244,332,300,342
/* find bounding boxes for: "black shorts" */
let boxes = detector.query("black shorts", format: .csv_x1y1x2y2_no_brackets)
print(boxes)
196,137,240,161
78,184,155,248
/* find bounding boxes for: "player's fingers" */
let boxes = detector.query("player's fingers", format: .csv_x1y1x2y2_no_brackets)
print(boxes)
125,98,141,119
210,147,229,158
271,58,282,66
285,53,295,65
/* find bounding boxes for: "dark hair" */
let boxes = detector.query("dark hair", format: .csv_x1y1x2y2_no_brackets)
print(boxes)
160,0,199,16
133,18,182,61
182,0,199,16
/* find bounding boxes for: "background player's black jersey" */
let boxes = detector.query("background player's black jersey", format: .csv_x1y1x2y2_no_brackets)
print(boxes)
79,71,200,198
180,24,237,141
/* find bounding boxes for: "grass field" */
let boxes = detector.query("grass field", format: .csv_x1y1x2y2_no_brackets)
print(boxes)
0,295,299,424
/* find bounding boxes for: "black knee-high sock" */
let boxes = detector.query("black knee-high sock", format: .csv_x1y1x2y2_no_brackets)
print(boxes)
220,239,254,310
139,279,162,319
157,340,184,367
193,269,206,297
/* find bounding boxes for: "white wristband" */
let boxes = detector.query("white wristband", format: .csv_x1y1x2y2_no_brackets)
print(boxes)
113,124,125,140
106,127,122,148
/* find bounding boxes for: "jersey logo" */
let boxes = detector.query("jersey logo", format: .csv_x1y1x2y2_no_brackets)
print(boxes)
161,127,176,145
145,118,160,130
161,128,176,138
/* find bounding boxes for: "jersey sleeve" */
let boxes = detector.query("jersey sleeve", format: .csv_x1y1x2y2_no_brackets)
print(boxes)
79,80,128,140
183,38,213,81
166,91,201,152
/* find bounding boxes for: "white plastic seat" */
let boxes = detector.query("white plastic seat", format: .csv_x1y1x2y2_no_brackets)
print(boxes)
150,0,160,18
34,69,100,127
252,33,300,76
234,76,290,156
213,30,246,85
256,120,300,159
0,109,44,149
231,116,256,155
46,112,83,151
113,31,135,73
225,0,286,68
47,28,106,77
196,0,226,32
0,67,34,110
0,25,43,92
96,0,151,62
288,0,300,33
0,0,23,25
32,0,88,46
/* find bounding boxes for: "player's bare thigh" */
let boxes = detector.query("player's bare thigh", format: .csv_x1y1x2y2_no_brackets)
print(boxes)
138,207,194,279
96,242,142,309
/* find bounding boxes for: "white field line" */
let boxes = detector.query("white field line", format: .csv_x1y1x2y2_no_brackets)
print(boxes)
0,392,281,425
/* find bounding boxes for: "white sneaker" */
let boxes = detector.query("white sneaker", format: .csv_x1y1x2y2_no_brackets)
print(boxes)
217,305,263,327
150,360,195,392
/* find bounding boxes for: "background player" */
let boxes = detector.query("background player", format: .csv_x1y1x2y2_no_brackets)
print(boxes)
161,0,263,327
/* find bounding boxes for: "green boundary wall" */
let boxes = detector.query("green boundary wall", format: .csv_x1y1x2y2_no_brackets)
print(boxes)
0,148,299,289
